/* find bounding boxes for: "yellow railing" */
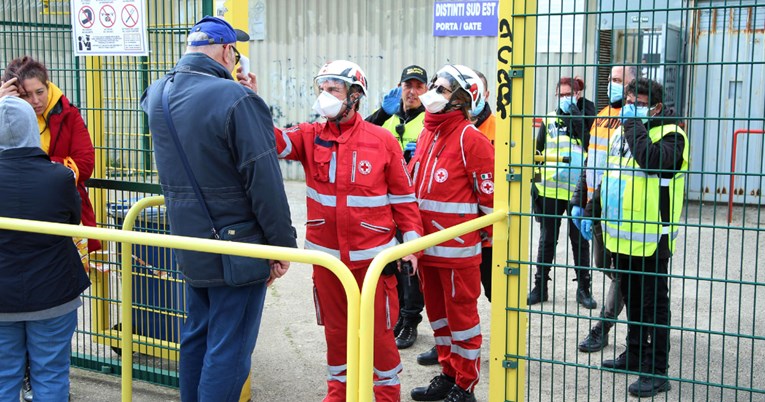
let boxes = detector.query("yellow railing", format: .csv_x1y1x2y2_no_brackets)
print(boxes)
0,197,361,402
357,210,507,402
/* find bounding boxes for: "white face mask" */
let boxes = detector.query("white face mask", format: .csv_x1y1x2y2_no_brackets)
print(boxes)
418,89,449,114
312,91,344,119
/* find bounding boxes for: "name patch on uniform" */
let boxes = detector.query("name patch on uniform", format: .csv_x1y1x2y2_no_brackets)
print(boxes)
480,180,494,194
435,168,449,183
358,160,372,175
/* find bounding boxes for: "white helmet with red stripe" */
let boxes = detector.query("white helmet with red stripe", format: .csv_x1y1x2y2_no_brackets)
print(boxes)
314,60,368,96
433,64,484,111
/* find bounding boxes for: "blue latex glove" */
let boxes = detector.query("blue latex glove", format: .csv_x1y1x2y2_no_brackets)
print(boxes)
580,218,593,241
382,87,402,115
570,205,584,231
619,103,638,123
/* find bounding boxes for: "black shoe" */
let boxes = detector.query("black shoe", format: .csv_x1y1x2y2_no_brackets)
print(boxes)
444,384,477,402
417,346,439,366
411,374,456,401
22,373,33,402
527,283,548,305
396,324,418,349
578,324,609,353
576,288,597,309
393,316,404,338
628,374,671,397
602,351,641,371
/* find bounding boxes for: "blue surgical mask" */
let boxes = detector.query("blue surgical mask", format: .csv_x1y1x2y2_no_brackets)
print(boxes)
620,103,652,124
470,97,486,117
608,82,623,103
558,96,574,113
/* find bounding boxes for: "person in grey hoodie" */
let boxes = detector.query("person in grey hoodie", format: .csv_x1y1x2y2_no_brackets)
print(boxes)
0,96,90,401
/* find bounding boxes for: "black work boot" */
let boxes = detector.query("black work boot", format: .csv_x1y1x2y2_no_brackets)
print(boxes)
411,374,455,401
527,277,549,305
578,321,612,353
444,384,477,402
395,324,418,349
417,346,439,366
393,315,404,338
575,271,597,309
628,373,671,397
22,364,33,402
602,351,642,371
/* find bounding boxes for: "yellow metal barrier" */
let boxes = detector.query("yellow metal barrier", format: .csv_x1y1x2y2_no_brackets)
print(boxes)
357,210,507,402
0,198,361,402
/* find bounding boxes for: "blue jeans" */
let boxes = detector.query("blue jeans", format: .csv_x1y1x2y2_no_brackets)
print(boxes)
0,310,78,402
180,283,268,402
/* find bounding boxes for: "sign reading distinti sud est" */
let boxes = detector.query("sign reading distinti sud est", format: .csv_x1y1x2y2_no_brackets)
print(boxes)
433,0,498,37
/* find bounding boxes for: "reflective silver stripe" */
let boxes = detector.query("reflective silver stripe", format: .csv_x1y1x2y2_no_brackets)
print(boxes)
351,151,357,183
277,131,293,158
424,244,482,259
660,178,672,186
479,205,493,215
329,151,337,183
306,187,337,207
374,363,403,383
434,336,452,346
418,199,477,214
349,237,399,262
451,344,480,361
431,220,464,244
452,324,481,342
402,230,421,243
431,318,448,331
304,240,341,259
604,224,662,243
388,193,417,204
374,377,401,386
327,364,347,382
347,194,388,207
591,136,610,146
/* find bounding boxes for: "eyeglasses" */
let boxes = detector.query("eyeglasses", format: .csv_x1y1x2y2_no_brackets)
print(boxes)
429,84,452,95
230,45,241,65
625,99,651,108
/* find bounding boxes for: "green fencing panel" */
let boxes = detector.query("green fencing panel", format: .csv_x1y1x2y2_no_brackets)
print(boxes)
521,1,764,401
0,0,211,387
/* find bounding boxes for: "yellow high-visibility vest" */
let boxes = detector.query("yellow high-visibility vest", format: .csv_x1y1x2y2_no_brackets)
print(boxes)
534,112,586,201
601,124,689,257
382,112,424,150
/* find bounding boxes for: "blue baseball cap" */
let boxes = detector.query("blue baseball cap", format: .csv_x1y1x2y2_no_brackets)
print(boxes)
188,16,249,46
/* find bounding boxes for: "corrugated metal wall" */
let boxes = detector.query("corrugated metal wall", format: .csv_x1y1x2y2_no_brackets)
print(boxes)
246,0,602,128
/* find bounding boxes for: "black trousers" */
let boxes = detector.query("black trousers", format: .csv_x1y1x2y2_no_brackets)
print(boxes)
616,253,671,373
479,246,493,302
395,261,424,327
535,195,591,281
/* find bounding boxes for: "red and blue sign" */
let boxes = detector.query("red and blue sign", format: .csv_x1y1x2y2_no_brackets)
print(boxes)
433,1,498,37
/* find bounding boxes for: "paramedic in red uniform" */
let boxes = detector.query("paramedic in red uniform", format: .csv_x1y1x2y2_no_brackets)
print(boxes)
240,60,423,402
408,65,495,402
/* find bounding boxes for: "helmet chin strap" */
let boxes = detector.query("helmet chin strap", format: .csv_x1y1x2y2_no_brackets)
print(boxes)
328,94,359,122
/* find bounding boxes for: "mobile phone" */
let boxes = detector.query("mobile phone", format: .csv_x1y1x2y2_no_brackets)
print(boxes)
239,55,250,76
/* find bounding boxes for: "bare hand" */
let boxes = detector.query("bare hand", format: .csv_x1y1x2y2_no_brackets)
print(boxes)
401,254,418,276
236,68,258,93
0,77,19,98
266,260,290,286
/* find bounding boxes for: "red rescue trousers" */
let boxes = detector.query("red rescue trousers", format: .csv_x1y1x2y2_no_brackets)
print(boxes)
419,264,482,391
313,266,402,402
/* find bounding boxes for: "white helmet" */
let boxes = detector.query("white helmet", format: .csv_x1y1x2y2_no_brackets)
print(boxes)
433,64,484,111
314,60,368,96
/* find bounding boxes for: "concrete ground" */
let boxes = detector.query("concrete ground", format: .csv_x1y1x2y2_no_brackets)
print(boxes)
67,180,764,401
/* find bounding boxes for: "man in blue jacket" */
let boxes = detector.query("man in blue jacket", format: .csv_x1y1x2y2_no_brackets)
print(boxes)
141,16,297,402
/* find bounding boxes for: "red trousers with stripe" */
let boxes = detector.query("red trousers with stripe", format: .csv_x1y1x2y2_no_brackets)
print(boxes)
313,266,402,402
419,264,482,391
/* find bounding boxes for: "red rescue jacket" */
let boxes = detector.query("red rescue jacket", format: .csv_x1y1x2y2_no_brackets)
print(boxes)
409,110,495,268
275,113,423,269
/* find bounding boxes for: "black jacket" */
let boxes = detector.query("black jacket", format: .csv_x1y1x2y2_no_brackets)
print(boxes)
535,97,596,154
141,53,297,287
0,147,90,313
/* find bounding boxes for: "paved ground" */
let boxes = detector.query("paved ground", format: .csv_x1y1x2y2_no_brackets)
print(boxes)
67,180,764,401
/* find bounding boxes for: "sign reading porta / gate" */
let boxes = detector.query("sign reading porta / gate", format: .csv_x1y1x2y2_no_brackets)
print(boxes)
70,0,148,56
433,0,498,37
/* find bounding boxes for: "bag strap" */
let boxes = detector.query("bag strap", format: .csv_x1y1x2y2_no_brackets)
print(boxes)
161,78,220,239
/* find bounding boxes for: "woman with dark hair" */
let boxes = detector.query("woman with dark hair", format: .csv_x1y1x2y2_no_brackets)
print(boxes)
2,56,99,254
408,65,494,402
528,76,597,308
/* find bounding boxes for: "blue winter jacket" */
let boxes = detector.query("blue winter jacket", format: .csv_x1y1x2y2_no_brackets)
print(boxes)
140,53,297,287
0,147,90,313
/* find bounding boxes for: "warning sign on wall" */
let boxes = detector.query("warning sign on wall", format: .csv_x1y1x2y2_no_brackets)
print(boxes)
70,0,148,56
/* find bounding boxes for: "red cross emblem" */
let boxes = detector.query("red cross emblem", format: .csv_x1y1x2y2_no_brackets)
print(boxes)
358,160,372,175
481,180,494,194
435,168,448,183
